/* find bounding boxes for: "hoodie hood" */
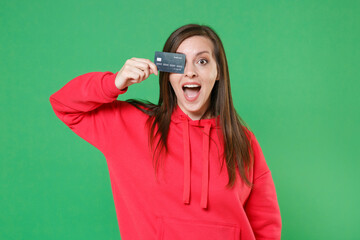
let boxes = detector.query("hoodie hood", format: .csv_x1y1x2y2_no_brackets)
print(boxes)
171,105,221,209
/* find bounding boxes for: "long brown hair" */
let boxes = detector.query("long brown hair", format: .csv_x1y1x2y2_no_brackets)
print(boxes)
127,24,254,188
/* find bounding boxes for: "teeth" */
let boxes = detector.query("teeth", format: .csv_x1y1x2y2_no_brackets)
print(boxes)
184,84,200,88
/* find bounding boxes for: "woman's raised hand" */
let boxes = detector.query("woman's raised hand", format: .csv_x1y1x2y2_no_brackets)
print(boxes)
115,58,158,90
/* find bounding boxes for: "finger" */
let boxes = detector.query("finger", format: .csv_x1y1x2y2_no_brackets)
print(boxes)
149,67,157,76
132,62,153,78
132,58,158,76
125,60,152,80
129,67,146,82
132,64,150,81
127,58,149,71
137,65,150,80
130,61,151,80
125,69,142,84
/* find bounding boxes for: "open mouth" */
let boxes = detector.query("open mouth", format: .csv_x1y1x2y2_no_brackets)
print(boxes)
182,84,201,101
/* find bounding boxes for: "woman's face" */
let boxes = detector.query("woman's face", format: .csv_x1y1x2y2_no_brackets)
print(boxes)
169,36,219,120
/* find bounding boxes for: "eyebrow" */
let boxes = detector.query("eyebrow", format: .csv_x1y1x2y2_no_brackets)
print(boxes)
176,50,210,56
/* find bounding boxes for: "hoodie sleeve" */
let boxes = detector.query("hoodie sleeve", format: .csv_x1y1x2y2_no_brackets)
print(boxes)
49,71,127,153
244,131,282,240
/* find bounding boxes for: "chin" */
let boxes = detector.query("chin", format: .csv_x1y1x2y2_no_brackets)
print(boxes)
181,103,207,116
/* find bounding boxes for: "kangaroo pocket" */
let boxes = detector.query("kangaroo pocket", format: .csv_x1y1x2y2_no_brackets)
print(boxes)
156,216,241,240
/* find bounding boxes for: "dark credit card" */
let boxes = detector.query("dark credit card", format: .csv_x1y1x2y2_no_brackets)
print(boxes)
154,51,186,74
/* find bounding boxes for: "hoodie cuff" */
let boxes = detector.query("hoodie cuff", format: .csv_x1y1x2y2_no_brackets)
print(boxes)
103,71,128,99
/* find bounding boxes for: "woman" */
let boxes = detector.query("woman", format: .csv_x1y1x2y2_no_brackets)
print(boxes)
50,24,282,240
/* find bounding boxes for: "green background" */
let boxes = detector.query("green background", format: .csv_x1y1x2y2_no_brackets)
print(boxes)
1,0,359,239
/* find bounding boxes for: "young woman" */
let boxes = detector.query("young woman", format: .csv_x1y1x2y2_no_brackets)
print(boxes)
50,24,282,240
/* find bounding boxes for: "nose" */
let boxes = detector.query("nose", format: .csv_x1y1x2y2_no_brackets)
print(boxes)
184,62,197,78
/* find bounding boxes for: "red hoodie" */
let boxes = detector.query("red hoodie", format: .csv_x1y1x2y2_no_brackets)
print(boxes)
49,71,282,240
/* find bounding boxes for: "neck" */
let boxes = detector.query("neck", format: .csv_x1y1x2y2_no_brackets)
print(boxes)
177,105,213,121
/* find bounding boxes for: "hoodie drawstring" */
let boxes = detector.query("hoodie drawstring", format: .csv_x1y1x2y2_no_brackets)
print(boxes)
182,117,212,209
182,117,191,204
201,123,211,209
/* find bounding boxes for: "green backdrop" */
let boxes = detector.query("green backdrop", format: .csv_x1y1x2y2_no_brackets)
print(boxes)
1,0,359,239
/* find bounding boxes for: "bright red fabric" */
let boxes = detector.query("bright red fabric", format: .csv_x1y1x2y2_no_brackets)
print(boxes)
49,71,282,240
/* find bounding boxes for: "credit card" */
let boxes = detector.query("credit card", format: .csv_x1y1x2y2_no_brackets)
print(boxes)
154,51,186,74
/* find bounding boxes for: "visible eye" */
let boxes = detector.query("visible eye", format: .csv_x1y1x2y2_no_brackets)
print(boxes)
198,59,208,65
